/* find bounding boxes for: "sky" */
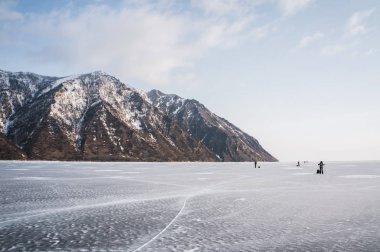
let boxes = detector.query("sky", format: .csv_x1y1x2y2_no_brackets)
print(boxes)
1,0,379,161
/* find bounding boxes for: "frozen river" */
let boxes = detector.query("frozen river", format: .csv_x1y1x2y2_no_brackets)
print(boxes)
1,161,380,251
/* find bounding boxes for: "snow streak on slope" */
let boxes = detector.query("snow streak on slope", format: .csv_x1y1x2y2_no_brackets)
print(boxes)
50,79,92,146
0,70,58,133
98,73,147,131
147,89,277,161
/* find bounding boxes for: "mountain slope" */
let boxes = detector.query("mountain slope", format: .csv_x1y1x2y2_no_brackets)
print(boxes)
147,90,277,162
0,71,215,161
0,69,276,161
0,132,26,160
0,70,58,134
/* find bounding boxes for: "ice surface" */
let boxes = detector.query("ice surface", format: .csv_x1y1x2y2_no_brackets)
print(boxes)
1,161,380,251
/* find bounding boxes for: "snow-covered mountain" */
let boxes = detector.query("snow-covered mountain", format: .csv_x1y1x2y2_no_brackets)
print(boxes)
147,90,276,161
0,69,277,161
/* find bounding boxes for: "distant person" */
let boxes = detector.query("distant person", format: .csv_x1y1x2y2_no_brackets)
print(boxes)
318,161,325,174
297,161,300,167
254,161,257,168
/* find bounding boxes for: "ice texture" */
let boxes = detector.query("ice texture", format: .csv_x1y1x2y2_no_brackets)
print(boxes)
1,161,380,251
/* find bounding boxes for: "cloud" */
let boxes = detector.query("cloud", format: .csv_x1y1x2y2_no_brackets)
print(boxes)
0,0,23,21
3,1,278,86
298,32,324,47
346,8,376,37
191,0,243,16
250,23,277,40
191,0,267,17
277,0,313,16
363,48,378,56
319,8,376,57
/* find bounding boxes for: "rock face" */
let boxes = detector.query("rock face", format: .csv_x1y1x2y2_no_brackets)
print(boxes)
147,90,277,162
0,69,277,161
0,132,26,160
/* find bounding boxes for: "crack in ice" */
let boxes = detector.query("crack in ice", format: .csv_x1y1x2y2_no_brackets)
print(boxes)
131,175,249,251
132,197,189,252
0,194,189,227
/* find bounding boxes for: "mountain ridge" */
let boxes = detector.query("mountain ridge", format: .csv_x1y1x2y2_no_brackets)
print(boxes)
0,69,277,162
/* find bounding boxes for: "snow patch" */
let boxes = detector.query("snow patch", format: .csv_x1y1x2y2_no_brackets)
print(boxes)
38,75,79,97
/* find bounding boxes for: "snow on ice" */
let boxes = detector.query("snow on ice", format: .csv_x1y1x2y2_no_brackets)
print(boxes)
0,161,380,251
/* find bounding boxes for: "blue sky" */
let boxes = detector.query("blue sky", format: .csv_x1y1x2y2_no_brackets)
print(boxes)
1,0,379,161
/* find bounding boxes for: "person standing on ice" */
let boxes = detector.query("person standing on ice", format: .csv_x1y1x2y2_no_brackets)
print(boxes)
318,161,325,174
297,161,300,167
254,161,257,168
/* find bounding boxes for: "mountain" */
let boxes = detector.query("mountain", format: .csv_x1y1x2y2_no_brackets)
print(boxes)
0,132,26,160
0,69,277,162
147,90,277,161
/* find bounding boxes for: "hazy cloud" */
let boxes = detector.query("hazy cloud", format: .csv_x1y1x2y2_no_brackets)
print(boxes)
1,0,315,86
0,1,23,21
191,0,243,16
298,32,324,47
7,1,277,86
321,8,376,56
346,8,376,37
277,0,313,16
251,23,277,40
363,48,378,56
